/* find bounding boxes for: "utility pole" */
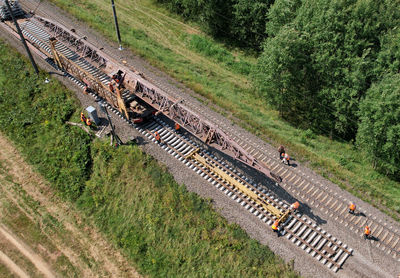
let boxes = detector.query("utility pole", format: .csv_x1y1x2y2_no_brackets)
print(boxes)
5,0,39,75
99,102,123,147
110,0,123,50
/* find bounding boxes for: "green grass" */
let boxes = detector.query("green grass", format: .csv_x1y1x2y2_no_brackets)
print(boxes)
78,141,298,277
0,39,298,277
0,42,91,200
45,0,400,220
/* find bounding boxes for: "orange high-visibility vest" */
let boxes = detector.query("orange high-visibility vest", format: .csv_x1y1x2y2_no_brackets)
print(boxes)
175,123,180,131
364,226,370,235
155,132,160,141
349,204,356,211
272,221,279,231
291,201,299,210
285,153,290,160
86,118,92,126
80,113,86,122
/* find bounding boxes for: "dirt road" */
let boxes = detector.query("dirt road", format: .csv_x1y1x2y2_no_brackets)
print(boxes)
0,132,142,278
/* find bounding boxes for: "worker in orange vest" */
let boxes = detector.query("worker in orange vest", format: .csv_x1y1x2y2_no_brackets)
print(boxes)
348,203,356,214
80,112,87,123
175,123,181,132
272,220,280,235
283,153,290,166
364,226,371,239
154,131,161,142
86,118,92,128
290,201,300,211
109,82,115,93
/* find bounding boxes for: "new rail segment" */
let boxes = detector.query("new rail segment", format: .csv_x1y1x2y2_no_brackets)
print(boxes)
1,2,399,273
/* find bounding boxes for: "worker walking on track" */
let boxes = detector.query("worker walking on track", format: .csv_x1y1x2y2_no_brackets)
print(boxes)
364,225,371,239
278,145,285,160
175,123,181,133
348,203,356,214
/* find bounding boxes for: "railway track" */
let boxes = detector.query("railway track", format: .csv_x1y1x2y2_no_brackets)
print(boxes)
134,118,353,272
5,15,354,272
2,9,399,273
137,57,400,261
125,29,400,261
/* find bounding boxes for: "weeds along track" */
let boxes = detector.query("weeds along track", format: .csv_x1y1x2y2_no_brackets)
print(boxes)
3,11,400,272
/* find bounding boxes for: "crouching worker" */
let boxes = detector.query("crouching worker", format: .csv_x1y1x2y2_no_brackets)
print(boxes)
348,203,356,214
86,118,96,129
290,201,300,212
272,220,281,237
282,153,290,166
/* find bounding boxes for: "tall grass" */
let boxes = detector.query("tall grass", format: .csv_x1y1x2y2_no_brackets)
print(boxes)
0,39,298,277
45,0,400,220
0,41,91,200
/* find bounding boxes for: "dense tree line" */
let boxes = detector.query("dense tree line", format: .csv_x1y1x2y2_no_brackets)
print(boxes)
156,0,400,177
155,0,273,49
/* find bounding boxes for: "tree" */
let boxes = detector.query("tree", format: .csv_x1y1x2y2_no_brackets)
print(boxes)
357,74,400,179
258,0,400,139
230,0,273,49
200,0,234,38
253,26,321,127
266,0,302,37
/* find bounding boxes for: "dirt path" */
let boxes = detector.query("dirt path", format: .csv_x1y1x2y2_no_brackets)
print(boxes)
0,132,142,278
0,225,56,277
0,250,30,278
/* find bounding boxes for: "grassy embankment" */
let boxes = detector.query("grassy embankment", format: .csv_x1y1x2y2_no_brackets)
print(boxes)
0,177,80,277
0,40,298,276
45,0,400,220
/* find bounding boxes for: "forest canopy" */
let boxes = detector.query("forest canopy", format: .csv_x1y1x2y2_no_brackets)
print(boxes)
156,0,400,178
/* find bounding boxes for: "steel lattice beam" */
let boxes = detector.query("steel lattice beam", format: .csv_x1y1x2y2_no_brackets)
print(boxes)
36,15,282,183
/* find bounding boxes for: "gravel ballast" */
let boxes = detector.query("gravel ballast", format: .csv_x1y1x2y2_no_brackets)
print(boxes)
1,1,399,277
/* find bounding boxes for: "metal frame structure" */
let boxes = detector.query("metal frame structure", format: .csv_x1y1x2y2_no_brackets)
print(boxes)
35,15,282,184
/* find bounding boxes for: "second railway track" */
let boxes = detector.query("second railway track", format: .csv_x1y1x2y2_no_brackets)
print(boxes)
2,6,400,274
13,15,354,271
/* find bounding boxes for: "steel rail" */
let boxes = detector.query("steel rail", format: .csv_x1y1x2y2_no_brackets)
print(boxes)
28,15,283,184
0,13,355,271
140,118,352,272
